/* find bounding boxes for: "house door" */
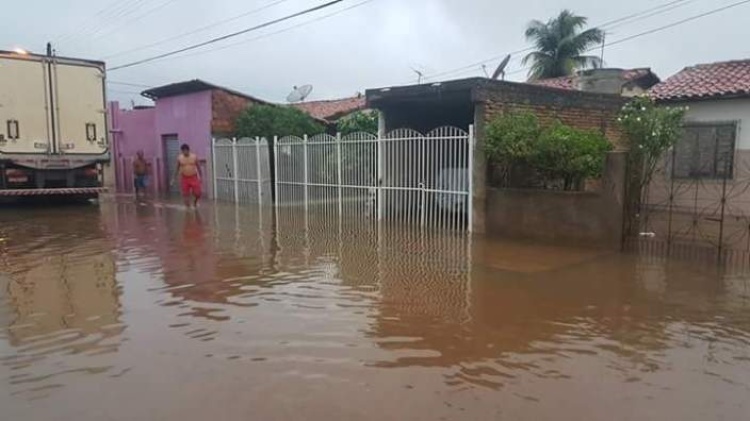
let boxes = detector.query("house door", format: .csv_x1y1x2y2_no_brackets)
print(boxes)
163,135,181,195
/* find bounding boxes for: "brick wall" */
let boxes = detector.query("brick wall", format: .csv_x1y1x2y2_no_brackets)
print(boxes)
211,89,262,136
477,82,627,147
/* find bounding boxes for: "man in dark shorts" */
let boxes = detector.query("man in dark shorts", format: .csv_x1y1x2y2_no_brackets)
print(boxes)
133,151,149,199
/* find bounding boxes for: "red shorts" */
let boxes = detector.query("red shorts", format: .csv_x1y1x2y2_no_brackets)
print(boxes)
180,175,202,197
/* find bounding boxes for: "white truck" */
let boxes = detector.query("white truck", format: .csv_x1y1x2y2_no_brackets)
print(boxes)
0,44,109,200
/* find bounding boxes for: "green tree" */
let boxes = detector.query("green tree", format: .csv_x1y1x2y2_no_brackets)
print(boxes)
337,111,378,135
235,104,324,139
619,96,687,189
522,10,605,81
618,96,687,233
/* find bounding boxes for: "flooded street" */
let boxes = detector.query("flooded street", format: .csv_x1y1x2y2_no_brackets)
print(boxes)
2,198,750,420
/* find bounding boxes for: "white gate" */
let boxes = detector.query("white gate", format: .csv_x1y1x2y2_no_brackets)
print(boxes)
212,137,272,204
274,126,474,232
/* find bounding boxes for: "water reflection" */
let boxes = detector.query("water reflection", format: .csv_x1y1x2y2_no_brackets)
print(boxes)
0,206,124,399
1,199,750,420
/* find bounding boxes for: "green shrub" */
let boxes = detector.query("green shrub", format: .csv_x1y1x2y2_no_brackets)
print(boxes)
485,111,612,190
485,111,542,165
534,123,611,190
337,110,378,135
235,104,324,139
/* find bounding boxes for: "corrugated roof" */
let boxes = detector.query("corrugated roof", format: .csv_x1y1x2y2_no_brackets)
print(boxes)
141,79,271,104
649,59,750,101
292,96,366,121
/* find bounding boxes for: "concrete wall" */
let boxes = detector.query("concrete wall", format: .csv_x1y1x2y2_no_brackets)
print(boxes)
681,98,749,148
472,82,627,234
486,152,626,248
154,90,212,155
644,98,750,228
110,91,213,194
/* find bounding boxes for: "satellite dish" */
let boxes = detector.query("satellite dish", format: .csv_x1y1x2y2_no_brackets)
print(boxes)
492,54,512,80
287,85,313,103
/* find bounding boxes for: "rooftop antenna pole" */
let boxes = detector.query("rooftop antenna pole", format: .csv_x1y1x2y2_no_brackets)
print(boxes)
411,68,424,84
492,54,512,81
481,65,490,78
600,33,606,65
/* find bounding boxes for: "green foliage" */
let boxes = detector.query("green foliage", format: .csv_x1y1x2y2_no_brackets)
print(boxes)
235,104,324,139
534,122,611,189
523,10,605,80
337,111,378,135
619,96,687,168
485,111,611,190
618,96,687,232
485,111,542,165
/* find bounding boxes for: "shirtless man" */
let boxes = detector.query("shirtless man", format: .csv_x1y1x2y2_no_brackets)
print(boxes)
132,151,149,199
172,144,202,208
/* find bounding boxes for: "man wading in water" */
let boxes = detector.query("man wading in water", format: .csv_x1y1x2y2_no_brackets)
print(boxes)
132,151,149,200
172,144,202,208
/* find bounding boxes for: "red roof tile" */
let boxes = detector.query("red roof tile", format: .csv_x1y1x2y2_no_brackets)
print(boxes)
293,96,366,121
531,68,656,91
650,59,750,101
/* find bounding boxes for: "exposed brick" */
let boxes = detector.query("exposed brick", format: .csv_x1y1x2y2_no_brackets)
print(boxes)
210,89,264,136
478,81,627,148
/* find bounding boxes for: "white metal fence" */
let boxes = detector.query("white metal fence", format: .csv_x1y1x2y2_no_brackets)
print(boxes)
212,137,272,204
211,126,474,232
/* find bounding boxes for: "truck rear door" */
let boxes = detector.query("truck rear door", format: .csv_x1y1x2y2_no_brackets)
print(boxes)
54,61,107,155
0,55,52,154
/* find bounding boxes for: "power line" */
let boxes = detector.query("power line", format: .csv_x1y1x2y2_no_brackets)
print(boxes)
606,0,750,48
109,0,345,71
420,0,701,83
148,0,377,65
104,0,294,59
58,0,153,44
108,80,153,88
88,0,181,43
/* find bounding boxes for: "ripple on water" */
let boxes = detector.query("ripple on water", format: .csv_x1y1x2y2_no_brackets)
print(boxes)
1,200,750,420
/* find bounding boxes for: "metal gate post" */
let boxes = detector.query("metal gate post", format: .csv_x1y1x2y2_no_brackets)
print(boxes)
468,125,475,234
211,138,218,201
232,138,239,203
255,136,263,205
273,136,279,208
303,134,309,212
336,133,343,218
377,114,385,221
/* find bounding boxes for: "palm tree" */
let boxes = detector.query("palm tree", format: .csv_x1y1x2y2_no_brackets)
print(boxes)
522,10,605,81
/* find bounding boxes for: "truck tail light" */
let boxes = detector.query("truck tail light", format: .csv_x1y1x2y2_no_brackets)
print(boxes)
5,168,29,184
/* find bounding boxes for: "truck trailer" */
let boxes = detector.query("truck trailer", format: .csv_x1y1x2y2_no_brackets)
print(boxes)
0,45,109,200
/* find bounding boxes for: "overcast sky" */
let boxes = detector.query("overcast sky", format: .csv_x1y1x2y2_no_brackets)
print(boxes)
3,0,749,106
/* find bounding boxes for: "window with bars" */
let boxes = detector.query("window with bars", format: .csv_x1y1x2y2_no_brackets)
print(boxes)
673,122,737,179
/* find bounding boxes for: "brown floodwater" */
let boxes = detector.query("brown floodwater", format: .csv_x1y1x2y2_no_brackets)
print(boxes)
1,198,750,420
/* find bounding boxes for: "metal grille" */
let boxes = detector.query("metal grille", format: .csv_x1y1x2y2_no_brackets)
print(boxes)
211,137,272,204
274,126,474,232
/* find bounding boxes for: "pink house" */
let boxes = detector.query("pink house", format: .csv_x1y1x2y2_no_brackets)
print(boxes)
109,80,270,195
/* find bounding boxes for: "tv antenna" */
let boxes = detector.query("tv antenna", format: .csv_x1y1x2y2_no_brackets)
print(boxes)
481,64,490,78
491,54,512,80
411,67,424,84
286,84,313,103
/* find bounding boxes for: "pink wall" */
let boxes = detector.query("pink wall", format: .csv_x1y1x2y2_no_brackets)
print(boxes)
109,90,212,195
155,91,212,194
